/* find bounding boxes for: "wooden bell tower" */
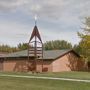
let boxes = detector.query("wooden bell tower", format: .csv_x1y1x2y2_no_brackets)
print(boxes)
28,17,43,72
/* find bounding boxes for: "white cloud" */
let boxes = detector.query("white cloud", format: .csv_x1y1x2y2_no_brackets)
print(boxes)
0,20,31,46
0,0,89,46
0,19,80,46
41,28,80,46
0,0,90,18
0,0,90,26
0,0,89,33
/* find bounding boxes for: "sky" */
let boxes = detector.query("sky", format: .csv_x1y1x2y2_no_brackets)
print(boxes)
0,0,90,46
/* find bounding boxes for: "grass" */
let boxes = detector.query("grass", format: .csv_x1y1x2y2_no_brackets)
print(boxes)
0,76,90,90
1,71,90,80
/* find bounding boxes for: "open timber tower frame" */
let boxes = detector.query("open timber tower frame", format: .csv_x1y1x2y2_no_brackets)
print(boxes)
28,19,43,72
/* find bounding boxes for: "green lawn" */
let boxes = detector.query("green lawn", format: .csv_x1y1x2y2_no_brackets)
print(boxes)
1,71,90,80
0,76,90,90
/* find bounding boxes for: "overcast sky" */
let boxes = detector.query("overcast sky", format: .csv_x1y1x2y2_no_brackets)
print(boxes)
0,0,90,46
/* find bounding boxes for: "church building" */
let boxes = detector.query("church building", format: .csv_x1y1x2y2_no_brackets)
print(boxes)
0,23,85,72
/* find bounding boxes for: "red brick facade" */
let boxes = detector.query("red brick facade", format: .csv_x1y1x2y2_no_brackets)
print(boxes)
0,51,84,72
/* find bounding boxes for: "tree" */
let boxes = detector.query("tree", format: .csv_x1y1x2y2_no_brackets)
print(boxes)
0,44,18,53
44,40,72,50
17,43,28,50
77,17,90,61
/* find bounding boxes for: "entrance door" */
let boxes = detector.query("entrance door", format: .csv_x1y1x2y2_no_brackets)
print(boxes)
0,60,3,71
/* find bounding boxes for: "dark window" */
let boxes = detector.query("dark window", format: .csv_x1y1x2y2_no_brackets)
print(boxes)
42,67,48,72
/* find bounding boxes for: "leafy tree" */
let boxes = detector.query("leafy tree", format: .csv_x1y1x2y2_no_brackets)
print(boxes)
44,40,72,50
17,43,28,50
76,17,90,61
0,44,18,53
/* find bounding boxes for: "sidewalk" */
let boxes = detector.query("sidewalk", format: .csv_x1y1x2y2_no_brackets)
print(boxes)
0,74,90,83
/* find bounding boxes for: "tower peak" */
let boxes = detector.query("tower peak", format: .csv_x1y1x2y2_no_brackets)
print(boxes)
29,25,42,43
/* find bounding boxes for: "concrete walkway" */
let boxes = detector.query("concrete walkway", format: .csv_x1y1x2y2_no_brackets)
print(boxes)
0,74,90,83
